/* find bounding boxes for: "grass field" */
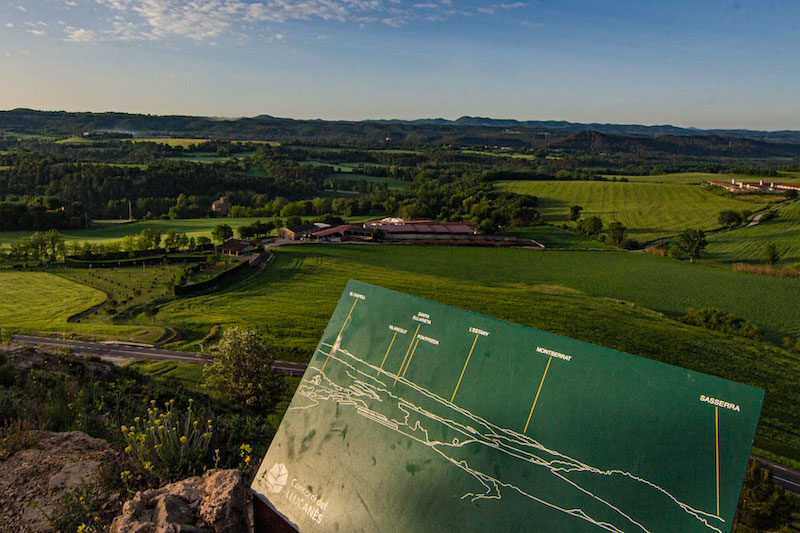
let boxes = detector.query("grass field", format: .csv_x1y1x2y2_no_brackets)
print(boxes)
283,245,800,341
151,246,800,465
0,270,163,341
496,180,766,242
461,149,537,160
0,217,271,245
126,138,211,148
705,200,800,264
56,263,187,319
507,225,614,249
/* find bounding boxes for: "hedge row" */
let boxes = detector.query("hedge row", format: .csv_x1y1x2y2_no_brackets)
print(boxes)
174,260,250,295
65,254,207,268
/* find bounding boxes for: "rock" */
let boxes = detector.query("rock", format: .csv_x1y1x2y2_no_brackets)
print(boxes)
0,431,118,533
48,460,102,491
112,470,251,533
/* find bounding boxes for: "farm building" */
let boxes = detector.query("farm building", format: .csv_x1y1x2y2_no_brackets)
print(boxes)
211,196,232,215
708,179,800,193
279,223,330,241
216,239,256,256
310,219,544,248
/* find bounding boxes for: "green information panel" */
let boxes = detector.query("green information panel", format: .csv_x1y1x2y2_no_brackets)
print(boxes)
252,280,764,533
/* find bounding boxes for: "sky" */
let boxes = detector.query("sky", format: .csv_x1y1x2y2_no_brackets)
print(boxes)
1,0,799,130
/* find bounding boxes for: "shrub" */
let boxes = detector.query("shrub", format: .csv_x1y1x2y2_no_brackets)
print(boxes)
203,327,286,411
42,483,103,533
681,308,763,340
120,399,212,483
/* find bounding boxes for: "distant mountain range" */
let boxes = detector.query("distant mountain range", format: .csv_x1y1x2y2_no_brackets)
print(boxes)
2,109,800,158
366,116,800,144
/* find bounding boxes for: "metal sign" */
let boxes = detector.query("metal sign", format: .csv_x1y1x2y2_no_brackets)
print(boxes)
253,280,764,532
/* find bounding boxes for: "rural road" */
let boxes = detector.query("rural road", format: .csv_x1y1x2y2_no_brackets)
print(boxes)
10,335,799,494
757,458,800,494
11,335,308,376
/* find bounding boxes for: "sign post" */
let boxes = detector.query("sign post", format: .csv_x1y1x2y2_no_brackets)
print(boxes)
253,280,764,532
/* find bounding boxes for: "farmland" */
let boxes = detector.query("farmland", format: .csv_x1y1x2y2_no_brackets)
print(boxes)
705,199,800,264
496,180,766,242
0,271,163,342
276,245,800,341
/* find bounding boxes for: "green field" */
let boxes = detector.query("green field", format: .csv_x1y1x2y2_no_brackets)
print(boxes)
126,138,211,148
0,217,271,245
462,149,537,160
0,271,163,341
252,245,800,342
497,180,765,242
507,225,614,249
705,200,800,264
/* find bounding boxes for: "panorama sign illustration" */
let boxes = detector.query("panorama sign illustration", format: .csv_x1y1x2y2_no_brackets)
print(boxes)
252,280,764,533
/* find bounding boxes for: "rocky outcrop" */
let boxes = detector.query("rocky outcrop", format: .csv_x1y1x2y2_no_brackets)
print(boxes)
111,469,251,533
0,431,119,532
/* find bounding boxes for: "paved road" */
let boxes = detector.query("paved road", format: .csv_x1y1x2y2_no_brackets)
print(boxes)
757,458,800,494
12,335,308,375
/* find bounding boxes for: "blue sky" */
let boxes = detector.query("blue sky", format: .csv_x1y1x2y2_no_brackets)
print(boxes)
1,0,799,129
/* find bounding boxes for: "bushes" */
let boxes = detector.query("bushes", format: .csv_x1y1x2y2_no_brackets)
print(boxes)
681,308,764,340
120,399,212,483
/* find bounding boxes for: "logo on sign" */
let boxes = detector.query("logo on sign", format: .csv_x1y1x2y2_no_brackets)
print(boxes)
266,463,288,494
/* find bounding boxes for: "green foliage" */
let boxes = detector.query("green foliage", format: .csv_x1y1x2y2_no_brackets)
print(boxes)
42,483,103,533
681,308,764,340
211,224,233,243
120,399,212,483
733,461,798,532
569,205,583,221
577,216,603,236
0,328,12,345
608,221,626,244
677,228,708,262
764,243,781,267
719,210,744,227
203,327,286,410
498,180,761,242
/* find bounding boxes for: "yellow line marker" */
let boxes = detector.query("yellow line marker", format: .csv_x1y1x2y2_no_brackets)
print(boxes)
715,406,720,517
393,324,421,386
377,332,398,376
321,299,358,371
451,333,479,403
523,356,553,433
400,336,421,378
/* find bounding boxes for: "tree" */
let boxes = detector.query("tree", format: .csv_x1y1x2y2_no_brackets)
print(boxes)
764,242,780,266
717,210,742,228
203,327,286,410
577,216,603,236
676,229,707,263
196,236,212,247
237,225,255,239
211,224,233,243
44,229,65,262
608,221,626,245
569,205,583,221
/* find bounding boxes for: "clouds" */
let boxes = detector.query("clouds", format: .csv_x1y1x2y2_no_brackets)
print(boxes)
77,0,506,42
65,28,98,42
